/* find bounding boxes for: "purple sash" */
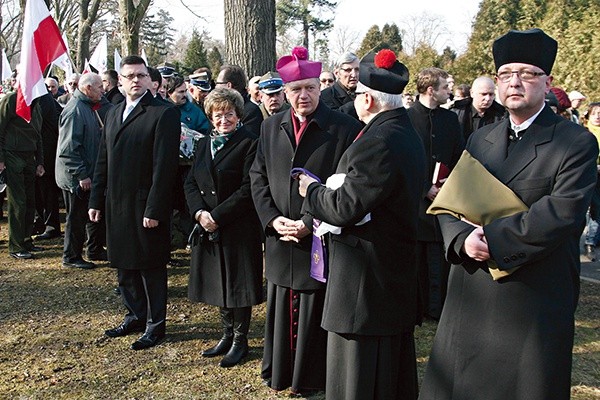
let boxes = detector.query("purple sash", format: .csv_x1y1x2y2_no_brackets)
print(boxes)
290,167,328,283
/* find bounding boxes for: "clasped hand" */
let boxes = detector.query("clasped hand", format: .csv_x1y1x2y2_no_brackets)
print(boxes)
272,216,310,243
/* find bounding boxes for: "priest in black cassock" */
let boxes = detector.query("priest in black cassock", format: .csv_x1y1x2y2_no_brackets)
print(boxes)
298,49,426,400
420,29,598,400
250,46,362,395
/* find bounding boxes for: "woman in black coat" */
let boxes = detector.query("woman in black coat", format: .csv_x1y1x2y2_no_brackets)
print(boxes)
184,87,262,368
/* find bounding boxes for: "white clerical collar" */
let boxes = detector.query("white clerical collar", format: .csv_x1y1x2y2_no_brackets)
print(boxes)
510,103,545,134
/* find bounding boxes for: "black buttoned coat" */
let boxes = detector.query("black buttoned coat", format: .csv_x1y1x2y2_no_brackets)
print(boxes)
408,101,464,242
250,102,362,290
421,105,599,399
302,108,427,335
184,126,263,307
89,91,180,270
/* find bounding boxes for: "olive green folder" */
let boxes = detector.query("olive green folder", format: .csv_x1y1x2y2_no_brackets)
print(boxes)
427,150,528,280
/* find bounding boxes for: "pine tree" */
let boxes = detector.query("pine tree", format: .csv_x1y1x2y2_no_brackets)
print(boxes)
356,25,382,58
276,0,337,50
183,30,208,74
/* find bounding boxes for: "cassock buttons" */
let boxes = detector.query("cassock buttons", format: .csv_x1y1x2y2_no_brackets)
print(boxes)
503,257,511,263
200,190,205,195
211,190,216,195
511,255,518,261
518,252,526,258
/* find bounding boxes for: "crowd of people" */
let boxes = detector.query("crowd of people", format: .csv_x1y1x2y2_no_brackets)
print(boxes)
0,27,597,399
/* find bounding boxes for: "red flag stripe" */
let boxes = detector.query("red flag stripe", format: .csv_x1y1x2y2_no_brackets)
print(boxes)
33,16,67,68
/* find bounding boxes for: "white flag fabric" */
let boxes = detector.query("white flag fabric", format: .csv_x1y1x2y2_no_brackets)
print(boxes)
1,49,11,81
140,49,148,65
89,34,107,73
16,0,68,122
114,49,122,70
52,33,73,77
82,58,91,74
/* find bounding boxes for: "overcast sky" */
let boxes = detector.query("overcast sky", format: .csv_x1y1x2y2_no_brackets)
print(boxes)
150,0,481,55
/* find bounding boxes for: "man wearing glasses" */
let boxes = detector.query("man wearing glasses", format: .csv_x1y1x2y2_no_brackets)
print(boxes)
320,52,360,119
89,55,180,350
420,29,598,399
318,71,334,90
57,73,80,107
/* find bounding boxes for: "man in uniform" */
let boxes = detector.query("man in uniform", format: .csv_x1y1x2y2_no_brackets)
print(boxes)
420,29,598,400
257,71,289,119
250,46,361,395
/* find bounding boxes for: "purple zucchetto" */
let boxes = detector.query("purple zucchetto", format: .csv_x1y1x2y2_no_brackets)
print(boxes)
276,46,322,83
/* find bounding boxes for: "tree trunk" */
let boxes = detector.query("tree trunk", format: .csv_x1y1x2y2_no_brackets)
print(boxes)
118,0,151,56
224,0,276,77
76,0,102,71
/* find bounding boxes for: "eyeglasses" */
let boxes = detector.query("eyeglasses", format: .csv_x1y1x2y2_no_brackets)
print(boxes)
67,82,77,86
496,69,546,83
121,73,149,81
320,79,334,83
212,111,237,121
340,67,359,74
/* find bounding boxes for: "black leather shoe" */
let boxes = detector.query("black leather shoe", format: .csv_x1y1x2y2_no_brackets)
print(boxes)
63,260,96,270
220,339,248,368
105,320,146,338
10,251,33,260
35,231,61,240
131,332,165,350
202,336,233,357
27,245,45,252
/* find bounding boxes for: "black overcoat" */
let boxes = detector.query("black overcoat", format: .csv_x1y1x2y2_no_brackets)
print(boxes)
420,105,599,400
250,102,362,290
302,108,426,335
408,101,464,242
184,126,263,308
89,91,180,270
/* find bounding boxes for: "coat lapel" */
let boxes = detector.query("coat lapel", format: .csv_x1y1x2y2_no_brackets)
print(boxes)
494,106,555,184
113,91,154,145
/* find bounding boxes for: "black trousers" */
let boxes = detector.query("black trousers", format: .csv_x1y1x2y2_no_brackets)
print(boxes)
117,266,168,336
35,174,61,233
62,189,105,262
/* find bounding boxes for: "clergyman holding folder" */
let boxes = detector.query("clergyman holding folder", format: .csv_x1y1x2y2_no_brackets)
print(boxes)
420,29,599,400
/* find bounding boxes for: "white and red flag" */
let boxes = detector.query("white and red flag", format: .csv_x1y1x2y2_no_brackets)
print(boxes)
16,0,67,122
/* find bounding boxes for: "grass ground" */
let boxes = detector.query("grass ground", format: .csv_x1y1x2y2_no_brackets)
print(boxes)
0,223,598,399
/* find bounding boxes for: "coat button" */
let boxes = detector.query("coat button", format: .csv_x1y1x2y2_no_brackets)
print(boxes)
518,252,526,258
211,190,216,195
503,257,511,263
511,255,518,261
200,190,205,195
432,155,437,160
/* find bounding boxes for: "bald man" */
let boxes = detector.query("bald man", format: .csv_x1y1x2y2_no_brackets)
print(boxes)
451,76,507,141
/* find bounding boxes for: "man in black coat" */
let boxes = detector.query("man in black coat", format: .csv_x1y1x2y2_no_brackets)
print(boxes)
250,47,362,395
33,92,62,239
450,76,506,142
89,56,180,350
320,52,360,120
101,70,125,105
420,29,599,400
298,49,427,400
408,67,464,321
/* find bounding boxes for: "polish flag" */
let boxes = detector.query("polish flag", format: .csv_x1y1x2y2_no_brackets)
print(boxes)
16,0,67,122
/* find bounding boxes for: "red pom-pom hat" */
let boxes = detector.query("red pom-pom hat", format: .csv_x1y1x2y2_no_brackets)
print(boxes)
374,49,397,69
358,48,409,94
